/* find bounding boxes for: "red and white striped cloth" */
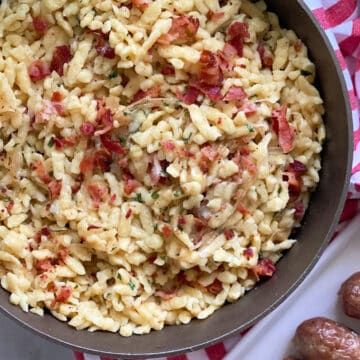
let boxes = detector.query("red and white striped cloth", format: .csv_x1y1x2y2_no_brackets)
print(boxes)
75,1,360,359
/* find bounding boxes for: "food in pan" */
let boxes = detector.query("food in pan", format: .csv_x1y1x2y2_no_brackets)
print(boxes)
0,0,325,336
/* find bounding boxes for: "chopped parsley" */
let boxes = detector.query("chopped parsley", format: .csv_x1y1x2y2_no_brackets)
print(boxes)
300,69,312,76
117,273,122,280
174,100,181,108
123,111,130,116
128,280,136,291
160,255,167,261
119,137,126,146
174,189,184,197
133,193,143,203
182,132,192,144
247,124,255,133
108,70,118,79
151,191,159,200
47,138,54,147
162,100,170,107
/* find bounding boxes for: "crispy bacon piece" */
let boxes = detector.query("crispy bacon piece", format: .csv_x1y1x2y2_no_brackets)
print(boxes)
176,86,200,105
53,137,76,149
55,285,72,303
217,42,238,71
271,104,295,153
95,36,115,59
133,0,151,10
32,160,52,184
253,258,276,278
178,217,186,226
80,152,93,175
51,91,64,102
35,258,53,272
257,43,273,69
155,290,176,300
157,16,200,45
199,50,223,86
94,101,113,136
236,204,252,216
125,208,132,219
227,22,250,57
189,77,222,102
28,60,50,82
241,155,257,174
162,224,172,238
207,10,225,21
6,200,14,213
87,183,108,208
58,248,69,264
48,180,62,200
123,177,140,195
283,160,307,200
100,134,126,155
207,279,223,295
32,16,49,35
161,140,175,151
93,150,112,172
286,160,307,174
223,86,247,102
131,85,160,103
80,122,95,136
239,101,257,116
243,248,254,257
294,201,305,220
224,229,234,240
201,145,218,161
294,39,303,52
50,45,72,76
161,64,175,76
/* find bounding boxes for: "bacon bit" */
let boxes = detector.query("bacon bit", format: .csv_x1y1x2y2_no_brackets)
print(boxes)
51,91,64,102
239,101,257,116
201,145,218,161
294,39,302,52
87,225,101,230
257,43,273,69
32,16,49,35
53,136,76,149
118,158,128,169
178,217,186,226
108,194,117,206
100,134,126,155
55,285,72,303
123,178,140,195
224,229,234,240
177,271,186,284
207,10,225,21
58,247,69,265
176,86,200,105
236,204,252,216
35,258,53,272
243,248,254,257
189,77,222,102
155,290,176,300
87,183,108,208
125,208,132,219
161,64,175,76
32,160,52,184
286,160,307,174
271,104,295,154
217,42,238,71
207,279,223,295
50,45,72,76
294,201,305,220
28,60,50,82
227,22,250,57
223,86,247,102
80,122,95,136
162,224,172,238
48,180,62,199
41,227,51,237
157,16,200,45
150,156,164,185
133,0,151,10
93,150,112,172
6,200,14,213
253,258,276,278
242,155,257,174
95,101,113,136
47,281,57,293
131,85,160,103
199,50,223,86
95,36,115,59
161,140,175,151
80,153,93,175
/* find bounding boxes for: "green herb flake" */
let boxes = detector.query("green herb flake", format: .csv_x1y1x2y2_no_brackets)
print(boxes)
117,273,122,280
174,189,184,197
160,255,167,261
182,132,192,144
123,111,130,116
108,70,118,79
135,193,143,203
174,100,181,108
128,280,136,291
48,138,54,147
162,100,170,107
119,137,126,146
300,69,312,76
247,124,255,133
151,191,159,200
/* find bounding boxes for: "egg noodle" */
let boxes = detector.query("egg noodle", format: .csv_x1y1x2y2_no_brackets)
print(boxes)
0,0,325,336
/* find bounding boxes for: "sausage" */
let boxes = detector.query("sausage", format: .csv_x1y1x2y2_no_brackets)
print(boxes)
294,317,360,360
340,272,360,319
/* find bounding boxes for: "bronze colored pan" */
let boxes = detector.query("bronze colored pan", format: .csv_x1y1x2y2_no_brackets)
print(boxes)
0,0,353,358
